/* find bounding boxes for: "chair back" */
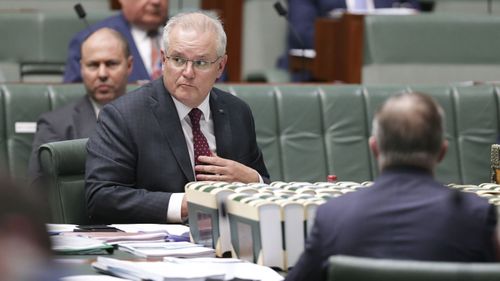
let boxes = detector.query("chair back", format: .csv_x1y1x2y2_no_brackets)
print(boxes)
328,255,500,281
39,138,88,224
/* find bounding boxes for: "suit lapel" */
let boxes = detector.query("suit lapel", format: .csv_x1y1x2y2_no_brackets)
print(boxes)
150,80,194,181
73,96,97,138
210,89,233,159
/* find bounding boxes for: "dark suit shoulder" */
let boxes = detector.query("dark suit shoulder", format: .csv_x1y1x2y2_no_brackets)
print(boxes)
107,81,157,110
37,96,89,123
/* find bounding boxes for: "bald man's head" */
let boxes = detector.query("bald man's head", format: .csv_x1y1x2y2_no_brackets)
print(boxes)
370,92,447,172
80,28,132,105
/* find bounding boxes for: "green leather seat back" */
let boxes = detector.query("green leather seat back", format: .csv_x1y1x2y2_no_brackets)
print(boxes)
321,85,373,182
0,10,116,82
276,85,328,182
39,138,89,224
328,255,500,281
2,84,51,181
0,11,41,63
48,84,86,108
454,85,498,184
363,14,500,84
224,84,284,181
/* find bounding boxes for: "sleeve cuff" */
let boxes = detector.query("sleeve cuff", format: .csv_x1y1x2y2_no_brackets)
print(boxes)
167,193,185,223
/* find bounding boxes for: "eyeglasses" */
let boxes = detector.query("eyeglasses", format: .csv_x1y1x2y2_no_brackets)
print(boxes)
165,55,222,71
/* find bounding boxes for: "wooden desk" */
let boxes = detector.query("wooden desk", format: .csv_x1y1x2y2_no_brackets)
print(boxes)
290,13,364,83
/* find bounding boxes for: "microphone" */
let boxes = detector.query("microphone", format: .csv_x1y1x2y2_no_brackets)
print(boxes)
273,1,308,81
491,144,500,183
273,1,306,52
74,3,90,28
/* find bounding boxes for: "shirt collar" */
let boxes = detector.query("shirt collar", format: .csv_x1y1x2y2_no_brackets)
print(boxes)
130,25,162,40
88,96,102,118
172,92,212,122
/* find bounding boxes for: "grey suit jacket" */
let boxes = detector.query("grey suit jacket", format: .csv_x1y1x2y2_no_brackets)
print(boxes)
85,78,269,223
28,96,96,184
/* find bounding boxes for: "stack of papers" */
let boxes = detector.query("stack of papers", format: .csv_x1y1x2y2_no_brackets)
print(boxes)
118,241,216,258
93,257,225,281
51,235,113,255
93,256,284,281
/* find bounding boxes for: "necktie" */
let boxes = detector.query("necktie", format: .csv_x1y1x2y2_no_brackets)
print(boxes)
189,108,212,167
149,32,162,80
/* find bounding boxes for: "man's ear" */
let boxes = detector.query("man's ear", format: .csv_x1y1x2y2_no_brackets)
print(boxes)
437,139,448,163
126,56,133,75
216,54,228,78
369,136,379,159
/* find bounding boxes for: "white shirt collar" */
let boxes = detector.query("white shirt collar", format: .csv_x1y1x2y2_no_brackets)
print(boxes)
172,93,212,122
88,96,102,118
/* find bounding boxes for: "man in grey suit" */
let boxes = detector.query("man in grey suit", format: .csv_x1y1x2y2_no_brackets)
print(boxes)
85,11,269,224
286,92,498,281
28,27,132,185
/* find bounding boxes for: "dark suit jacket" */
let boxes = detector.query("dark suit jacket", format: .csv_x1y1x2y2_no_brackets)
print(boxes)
28,96,97,184
85,78,270,223
286,166,497,281
279,0,420,81
63,12,150,83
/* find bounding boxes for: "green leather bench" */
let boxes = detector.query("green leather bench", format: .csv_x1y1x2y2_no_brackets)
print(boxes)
328,255,500,281
363,14,500,85
0,10,116,82
0,83,498,185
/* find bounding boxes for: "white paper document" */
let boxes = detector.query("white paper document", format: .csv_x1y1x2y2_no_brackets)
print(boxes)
163,257,284,281
118,241,215,258
93,257,225,281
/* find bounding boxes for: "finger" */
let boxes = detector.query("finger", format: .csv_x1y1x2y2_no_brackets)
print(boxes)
196,173,228,182
195,164,225,175
197,155,226,166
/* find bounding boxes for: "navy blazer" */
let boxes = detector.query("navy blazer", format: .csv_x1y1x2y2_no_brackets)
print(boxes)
85,78,270,223
28,96,97,184
286,167,497,281
63,13,150,83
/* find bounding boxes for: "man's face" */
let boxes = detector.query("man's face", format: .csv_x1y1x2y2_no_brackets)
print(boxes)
81,31,132,105
119,0,168,30
162,27,227,108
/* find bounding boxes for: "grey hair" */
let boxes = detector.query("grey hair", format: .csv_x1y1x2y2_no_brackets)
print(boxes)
162,11,227,57
372,92,446,171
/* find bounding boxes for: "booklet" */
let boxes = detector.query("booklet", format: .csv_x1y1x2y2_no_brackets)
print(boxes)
93,256,225,281
118,241,215,258
51,235,114,255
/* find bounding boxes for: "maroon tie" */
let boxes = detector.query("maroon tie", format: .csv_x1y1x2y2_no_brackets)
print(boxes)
189,108,212,166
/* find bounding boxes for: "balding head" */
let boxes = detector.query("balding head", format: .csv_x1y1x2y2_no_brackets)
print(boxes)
370,92,448,172
80,28,132,105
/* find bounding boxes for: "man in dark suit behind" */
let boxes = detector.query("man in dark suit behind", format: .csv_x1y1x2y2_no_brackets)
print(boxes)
63,0,168,83
286,92,498,281
85,11,269,224
28,27,132,185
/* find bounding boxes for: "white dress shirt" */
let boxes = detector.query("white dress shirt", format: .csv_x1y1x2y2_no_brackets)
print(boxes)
130,25,162,76
167,94,215,222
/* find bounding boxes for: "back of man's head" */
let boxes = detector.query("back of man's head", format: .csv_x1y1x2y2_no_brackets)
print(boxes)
371,92,446,172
